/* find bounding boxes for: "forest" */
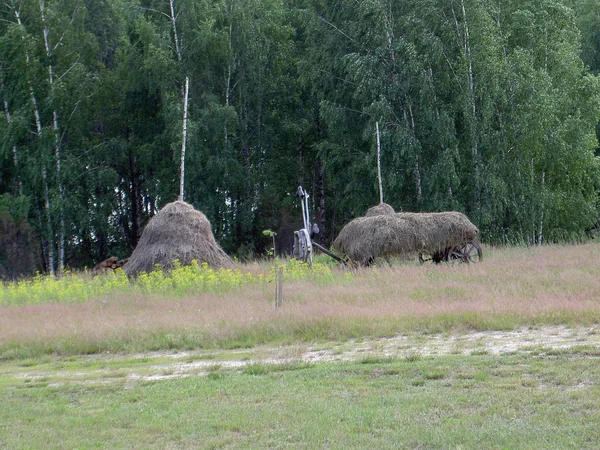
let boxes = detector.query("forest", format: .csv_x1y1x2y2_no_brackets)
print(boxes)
0,0,599,278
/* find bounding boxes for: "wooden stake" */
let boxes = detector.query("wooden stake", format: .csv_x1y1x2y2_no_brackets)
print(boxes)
275,266,283,308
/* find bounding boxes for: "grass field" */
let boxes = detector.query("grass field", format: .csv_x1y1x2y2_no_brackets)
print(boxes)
1,347,599,449
2,243,600,359
1,243,600,448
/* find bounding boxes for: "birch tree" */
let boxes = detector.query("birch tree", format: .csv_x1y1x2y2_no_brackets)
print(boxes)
0,67,22,195
38,0,66,272
8,0,56,276
165,0,190,202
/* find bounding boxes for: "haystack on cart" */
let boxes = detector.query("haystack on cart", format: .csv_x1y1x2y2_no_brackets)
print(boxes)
333,211,483,267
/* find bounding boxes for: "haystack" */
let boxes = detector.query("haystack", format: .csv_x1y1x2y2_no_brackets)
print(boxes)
333,212,478,266
365,202,395,217
124,201,233,277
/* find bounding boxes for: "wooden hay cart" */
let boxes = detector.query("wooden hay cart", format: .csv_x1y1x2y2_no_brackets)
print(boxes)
332,211,483,267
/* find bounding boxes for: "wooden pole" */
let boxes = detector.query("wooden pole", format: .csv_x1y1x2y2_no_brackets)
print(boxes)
275,266,283,308
312,242,344,263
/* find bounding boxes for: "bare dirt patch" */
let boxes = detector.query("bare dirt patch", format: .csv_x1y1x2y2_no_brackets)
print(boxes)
22,325,596,386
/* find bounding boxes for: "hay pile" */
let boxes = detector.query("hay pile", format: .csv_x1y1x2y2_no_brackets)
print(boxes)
124,201,233,277
364,202,395,217
333,212,478,266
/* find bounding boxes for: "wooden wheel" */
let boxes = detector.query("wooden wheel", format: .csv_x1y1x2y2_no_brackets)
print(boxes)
449,242,482,263
292,229,312,263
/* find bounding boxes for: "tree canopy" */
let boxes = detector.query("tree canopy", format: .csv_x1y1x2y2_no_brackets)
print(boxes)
1,0,599,277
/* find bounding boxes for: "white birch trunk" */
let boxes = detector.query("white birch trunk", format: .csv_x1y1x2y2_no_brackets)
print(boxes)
225,21,234,149
376,122,383,204
169,0,182,67
226,25,232,108
168,0,191,203
169,0,184,99
14,2,55,277
1,75,22,195
408,104,422,206
179,76,190,202
3,98,18,172
453,0,480,209
40,0,65,274
383,2,395,65
461,0,479,187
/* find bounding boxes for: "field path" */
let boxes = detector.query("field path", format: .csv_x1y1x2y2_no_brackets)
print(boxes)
10,325,599,387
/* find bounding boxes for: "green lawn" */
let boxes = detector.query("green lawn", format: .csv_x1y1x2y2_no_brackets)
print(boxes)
1,349,599,449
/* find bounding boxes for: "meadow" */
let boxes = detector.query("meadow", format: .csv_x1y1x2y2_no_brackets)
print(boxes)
2,243,600,360
1,243,600,448
2,350,600,449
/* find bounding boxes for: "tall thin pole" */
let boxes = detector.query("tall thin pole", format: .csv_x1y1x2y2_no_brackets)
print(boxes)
376,121,383,204
179,76,190,202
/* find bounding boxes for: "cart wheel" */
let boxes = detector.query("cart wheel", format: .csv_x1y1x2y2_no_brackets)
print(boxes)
447,247,463,262
457,242,483,263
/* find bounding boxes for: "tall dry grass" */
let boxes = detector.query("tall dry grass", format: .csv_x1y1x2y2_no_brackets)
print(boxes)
2,243,600,358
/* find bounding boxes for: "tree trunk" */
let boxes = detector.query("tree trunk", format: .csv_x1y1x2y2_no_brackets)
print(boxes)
383,2,396,65
179,76,189,201
452,0,480,211
407,104,422,207
169,0,184,95
1,76,22,195
169,0,191,204
460,0,480,211
376,121,384,204
129,149,140,248
14,3,55,277
40,0,65,274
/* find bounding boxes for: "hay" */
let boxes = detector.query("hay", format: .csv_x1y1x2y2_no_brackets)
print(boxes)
333,212,479,266
124,201,233,277
364,203,395,217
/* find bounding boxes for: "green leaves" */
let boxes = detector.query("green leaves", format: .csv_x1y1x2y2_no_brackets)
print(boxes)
301,0,600,243
0,0,599,276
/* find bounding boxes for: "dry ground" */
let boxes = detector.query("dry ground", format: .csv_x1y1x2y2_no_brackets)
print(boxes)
11,325,599,386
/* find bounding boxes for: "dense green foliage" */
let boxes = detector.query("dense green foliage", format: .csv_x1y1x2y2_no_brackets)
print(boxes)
1,0,599,276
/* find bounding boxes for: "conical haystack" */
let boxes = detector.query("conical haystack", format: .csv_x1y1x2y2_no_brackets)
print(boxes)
364,202,395,217
333,211,478,266
124,201,233,277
